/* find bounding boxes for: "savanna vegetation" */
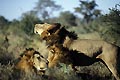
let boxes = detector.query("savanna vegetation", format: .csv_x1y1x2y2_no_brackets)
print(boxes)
0,0,120,80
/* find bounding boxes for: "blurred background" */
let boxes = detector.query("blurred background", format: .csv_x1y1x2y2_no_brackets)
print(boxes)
0,0,120,80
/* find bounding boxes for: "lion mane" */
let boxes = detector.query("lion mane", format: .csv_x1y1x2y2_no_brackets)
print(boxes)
15,48,35,73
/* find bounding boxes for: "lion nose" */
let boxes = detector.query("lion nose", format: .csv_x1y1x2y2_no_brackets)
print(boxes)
40,67,44,70
35,31,38,34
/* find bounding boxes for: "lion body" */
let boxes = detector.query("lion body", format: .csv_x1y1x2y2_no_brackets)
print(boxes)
66,39,120,80
34,23,120,80
68,39,117,58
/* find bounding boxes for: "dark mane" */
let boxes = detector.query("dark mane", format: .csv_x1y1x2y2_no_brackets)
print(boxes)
48,23,61,34
46,23,78,40
44,26,78,46
58,27,78,40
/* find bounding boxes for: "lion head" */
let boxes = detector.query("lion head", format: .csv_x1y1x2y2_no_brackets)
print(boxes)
34,23,77,46
31,51,49,75
34,23,61,36
15,48,48,75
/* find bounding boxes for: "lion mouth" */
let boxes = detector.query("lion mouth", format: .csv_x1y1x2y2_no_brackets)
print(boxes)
37,70,46,75
39,70,45,73
37,67,47,74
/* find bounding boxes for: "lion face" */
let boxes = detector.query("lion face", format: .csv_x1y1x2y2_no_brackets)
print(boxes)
32,52,49,75
34,23,52,35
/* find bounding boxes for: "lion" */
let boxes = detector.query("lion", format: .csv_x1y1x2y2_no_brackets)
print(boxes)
34,23,120,80
15,48,49,75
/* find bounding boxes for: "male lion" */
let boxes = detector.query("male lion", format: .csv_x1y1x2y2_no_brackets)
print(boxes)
34,23,120,80
15,48,49,75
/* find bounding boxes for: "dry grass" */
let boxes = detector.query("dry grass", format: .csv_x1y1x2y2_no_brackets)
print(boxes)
0,29,116,80
0,61,115,80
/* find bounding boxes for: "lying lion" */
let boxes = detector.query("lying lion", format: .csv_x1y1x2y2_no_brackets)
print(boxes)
15,48,49,75
34,23,120,80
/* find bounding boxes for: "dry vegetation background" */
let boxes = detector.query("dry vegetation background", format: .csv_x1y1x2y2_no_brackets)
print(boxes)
0,0,120,80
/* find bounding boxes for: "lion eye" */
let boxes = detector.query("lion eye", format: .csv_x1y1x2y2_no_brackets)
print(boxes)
36,31,38,33
37,57,40,60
